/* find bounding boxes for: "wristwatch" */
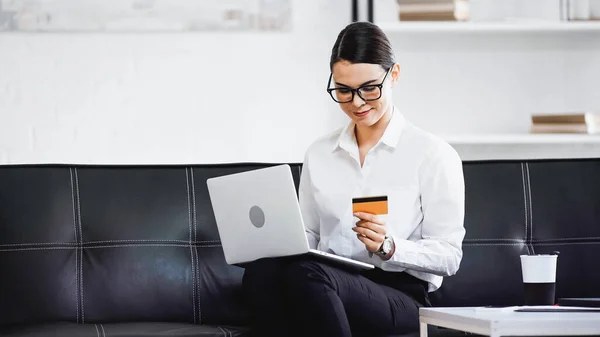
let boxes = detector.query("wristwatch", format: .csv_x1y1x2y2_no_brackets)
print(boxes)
376,235,394,258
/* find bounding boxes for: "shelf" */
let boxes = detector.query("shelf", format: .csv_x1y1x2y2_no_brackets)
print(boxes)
378,21,600,33
442,133,600,144
441,134,600,161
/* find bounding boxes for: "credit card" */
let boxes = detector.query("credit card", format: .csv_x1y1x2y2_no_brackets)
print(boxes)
352,195,388,215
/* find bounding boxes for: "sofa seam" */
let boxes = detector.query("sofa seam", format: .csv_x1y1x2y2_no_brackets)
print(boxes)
191,168,197,245
100,323,106,337
191,168,202,324
535,241,600,246
0,242,78,247
87,239,220,244
0,244,223,252
533,237,600,242
463,243,527,246
194,245,201,325
463,238,525,242
525,163,535,254
186,168,197,324
70,168,80,324
19,240,600,250
94,324,100,337
75,167,85,323
27,236,600,244
520,163,531,255
0,239,220,247
463,241,600,246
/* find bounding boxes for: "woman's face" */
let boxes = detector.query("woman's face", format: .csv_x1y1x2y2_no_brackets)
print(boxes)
330,61,400,128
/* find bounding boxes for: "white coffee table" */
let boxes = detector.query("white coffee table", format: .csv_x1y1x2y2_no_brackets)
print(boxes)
420,306,600,337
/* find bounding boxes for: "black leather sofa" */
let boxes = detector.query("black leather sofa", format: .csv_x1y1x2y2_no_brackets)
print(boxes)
1,158,599,337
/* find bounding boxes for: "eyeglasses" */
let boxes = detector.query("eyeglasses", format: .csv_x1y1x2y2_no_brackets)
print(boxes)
326,67,391,103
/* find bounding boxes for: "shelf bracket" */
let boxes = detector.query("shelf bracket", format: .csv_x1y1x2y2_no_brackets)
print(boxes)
351,0,374,23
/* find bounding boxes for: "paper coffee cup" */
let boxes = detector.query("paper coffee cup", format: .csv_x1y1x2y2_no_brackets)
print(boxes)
520,254,558,305
520,254,557,283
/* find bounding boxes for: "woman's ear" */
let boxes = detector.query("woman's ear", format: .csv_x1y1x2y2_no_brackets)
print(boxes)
391,63,401,86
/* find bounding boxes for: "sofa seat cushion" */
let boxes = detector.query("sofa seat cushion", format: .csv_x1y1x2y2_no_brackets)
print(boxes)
0,322,249,337
0,322,483,337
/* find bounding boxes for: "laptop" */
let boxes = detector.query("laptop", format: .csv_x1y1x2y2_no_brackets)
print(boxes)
206,164,374,271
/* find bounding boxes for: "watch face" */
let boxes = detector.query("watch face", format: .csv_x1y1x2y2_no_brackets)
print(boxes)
382,239,392,253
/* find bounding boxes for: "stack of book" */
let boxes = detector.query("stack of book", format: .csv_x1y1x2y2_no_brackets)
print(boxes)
530,112,600,134
397,0,456,21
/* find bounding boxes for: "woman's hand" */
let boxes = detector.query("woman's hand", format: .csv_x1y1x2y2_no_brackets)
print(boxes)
352,212,390,254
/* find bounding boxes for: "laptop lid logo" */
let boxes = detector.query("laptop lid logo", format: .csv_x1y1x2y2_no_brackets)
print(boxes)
249,205,265,228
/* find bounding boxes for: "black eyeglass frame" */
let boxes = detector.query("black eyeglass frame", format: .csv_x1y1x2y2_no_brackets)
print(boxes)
326,67,391,103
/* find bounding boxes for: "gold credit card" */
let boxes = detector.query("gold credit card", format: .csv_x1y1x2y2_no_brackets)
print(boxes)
352,195,388,215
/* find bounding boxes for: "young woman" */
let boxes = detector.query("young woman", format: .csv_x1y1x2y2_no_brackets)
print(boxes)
242,21,466,337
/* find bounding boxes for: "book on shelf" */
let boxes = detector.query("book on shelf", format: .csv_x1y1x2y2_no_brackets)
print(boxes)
530,112,600,134
397,0,456,21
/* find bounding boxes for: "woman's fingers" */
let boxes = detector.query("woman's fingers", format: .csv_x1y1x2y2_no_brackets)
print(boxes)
356,232,382,253
355,220,386,236
353,212,386,225
352,226,384,244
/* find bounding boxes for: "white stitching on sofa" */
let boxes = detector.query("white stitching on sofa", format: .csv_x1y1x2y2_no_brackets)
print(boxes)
0,242,77,247
218,327,227,336
0,240,220,248
0,247,76,252
191,168,202,324
464,241,600,247
533,237,600,242
70,168,80,324
464,239,525,242
0,244,223,252
94,324,100,337
75,168,85,323
191,169,197,245
79,244,84,324
186,169,193,245
526,163,535,255
186,168,197,324
520,163,528,243
194,245,201,324
100,324,107,337
521,163,533,255
463,243,526,246
85,239,220,244
84,244,222,248
93,244,223,248
190,243,197,324
223,327,232,337
535,242,600,246
69,168,78,242
191,169,203,324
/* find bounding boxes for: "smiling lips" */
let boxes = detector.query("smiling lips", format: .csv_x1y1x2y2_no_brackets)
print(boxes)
354,108,372,117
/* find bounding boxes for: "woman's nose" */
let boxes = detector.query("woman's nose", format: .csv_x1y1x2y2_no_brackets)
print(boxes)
352,92,365,107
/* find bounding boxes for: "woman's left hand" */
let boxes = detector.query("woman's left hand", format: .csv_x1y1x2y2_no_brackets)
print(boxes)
352,212,388,253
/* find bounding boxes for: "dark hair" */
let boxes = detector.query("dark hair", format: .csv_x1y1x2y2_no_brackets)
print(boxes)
329,21,395,72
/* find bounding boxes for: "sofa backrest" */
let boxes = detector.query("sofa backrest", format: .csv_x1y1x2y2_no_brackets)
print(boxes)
1,159,599,326
430,158,600,306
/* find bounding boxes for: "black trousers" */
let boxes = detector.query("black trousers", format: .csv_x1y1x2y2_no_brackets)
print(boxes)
241,256,430,337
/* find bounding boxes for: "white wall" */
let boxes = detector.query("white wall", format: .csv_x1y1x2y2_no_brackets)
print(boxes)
0,0,350,164
387,31,600,137
1,0,599,165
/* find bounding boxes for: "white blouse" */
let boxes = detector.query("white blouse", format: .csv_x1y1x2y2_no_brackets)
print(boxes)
298,107,466,292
